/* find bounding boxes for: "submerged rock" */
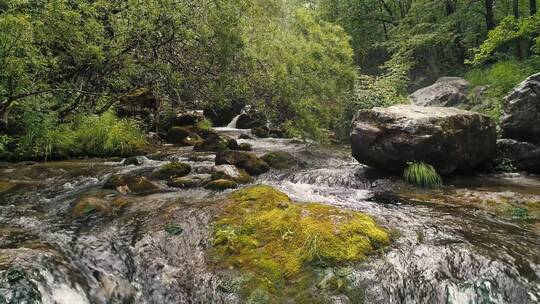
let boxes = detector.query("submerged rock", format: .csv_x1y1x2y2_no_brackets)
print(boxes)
261,151,297,169
501,72,540,143
205,179,238,191
350,105,496,175
409,77,470,107
497,139,540,173
215,150,269,175
0,180,14,193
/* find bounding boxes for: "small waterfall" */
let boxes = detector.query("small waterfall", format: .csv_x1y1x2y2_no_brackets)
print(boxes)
226,114,241,128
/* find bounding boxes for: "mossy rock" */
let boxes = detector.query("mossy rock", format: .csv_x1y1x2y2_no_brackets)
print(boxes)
166,127,201,146
211,165,253,184
251,126,269,138
168,174,212,188
205,179,238,191
215,150,269,175
261,151,297,170
238,143,253,151
210,185,390,302
227,138,239,150
124,156,143,166
151,162,191,180
0,180,14,193
104,174,160,195
194,134,229,152
239,134,253,140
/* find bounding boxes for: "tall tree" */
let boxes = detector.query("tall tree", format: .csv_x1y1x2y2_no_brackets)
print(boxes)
484,0,495,30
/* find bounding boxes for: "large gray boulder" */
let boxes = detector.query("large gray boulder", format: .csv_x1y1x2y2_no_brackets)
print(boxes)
501,73,540,143
497,139,540,173
350,105,496,175
409,77,470,107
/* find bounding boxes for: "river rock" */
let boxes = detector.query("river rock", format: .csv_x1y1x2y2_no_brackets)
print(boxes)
151,162,191,180
497,139,540,173
104,174,161,195
261,151,297,169
350,105,496,175
193,134,229,152
167,174,212,188
238,143,253,151
166,127,201,146
205,179,238,191
236,111,266,129
215,150,269,175
409,77,470,107
501,73,540,143
203,101,244,127
251,126,270,138
211,165,252,183
172,111,204,127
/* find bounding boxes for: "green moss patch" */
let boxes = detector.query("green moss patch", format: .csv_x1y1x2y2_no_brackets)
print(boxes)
151,161,191,180
0,180,14,193
206,179,238,191
210,185,390,302
261,151,297,170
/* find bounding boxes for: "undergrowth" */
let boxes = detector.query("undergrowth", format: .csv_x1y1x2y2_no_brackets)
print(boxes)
7,111,147,160
465,58,540,121
404,162,443,188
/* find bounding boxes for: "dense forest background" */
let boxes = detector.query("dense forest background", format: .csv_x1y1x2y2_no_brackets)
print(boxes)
1,0,539,160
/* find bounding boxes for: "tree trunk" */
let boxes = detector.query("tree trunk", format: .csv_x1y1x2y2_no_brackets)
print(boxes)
514,0,525,59
531,0,537,15
484,0,495,31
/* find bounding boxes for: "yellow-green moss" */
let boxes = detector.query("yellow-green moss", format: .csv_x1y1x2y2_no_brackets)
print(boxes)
211,185,390,302
0,180,14,193
151,161,191,180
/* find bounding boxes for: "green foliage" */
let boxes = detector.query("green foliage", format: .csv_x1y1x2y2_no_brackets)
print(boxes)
9,110,147,160
471,13,540,65
465,58,540,121
495,158,517,173
404,162,443,189
196,119,213,131
339,63,410,138
211,185,390,302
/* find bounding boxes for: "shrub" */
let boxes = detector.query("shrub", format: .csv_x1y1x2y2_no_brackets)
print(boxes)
196,119,213,131
403,162,443,188
8,111,147,160
465,58,540,121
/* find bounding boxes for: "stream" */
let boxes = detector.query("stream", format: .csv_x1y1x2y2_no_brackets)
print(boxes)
0,126,539,304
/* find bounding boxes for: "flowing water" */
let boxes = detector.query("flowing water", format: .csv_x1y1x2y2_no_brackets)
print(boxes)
0,127,539,304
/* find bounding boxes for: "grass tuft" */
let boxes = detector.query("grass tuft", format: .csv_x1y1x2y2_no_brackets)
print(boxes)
404,162,442,188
